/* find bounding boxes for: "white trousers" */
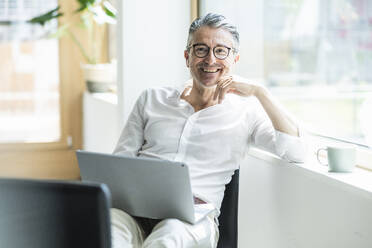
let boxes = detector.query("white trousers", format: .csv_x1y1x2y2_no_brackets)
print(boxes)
110,208,219,248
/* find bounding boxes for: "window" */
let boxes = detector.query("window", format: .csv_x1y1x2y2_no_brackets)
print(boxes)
200,0,372,148
0,0,60,143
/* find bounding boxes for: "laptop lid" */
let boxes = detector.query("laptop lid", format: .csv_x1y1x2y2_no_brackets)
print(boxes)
0,178,111,248
76,150,198,223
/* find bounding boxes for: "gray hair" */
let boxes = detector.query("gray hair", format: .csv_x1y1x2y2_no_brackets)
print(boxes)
186,13,239,52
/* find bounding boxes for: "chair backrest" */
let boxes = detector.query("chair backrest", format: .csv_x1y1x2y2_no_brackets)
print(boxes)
0,178,111,248
217,169,239,248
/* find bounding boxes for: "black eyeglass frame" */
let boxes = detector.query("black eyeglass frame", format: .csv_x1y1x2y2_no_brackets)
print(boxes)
187,43,238,60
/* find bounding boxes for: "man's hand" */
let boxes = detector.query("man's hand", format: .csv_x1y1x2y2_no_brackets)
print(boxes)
193,196,207,205
213,76,264,104
213,76,300,136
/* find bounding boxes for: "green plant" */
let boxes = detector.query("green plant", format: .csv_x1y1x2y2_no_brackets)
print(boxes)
29,0,117,64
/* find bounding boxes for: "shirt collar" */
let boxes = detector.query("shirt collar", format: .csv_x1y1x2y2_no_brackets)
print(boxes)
169,81,191,100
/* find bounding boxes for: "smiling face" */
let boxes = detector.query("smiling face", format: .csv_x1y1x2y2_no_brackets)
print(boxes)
184,26,239,88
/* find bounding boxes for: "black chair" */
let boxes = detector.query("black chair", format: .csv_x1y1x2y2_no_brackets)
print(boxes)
0,178,111,248
217,169,239,248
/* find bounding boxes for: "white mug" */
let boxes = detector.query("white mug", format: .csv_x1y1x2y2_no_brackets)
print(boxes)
317,146,356,173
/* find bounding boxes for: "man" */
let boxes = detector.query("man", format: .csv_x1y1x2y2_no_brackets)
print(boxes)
111,13,306,248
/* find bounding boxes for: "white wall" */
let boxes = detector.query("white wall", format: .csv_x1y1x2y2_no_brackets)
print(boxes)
240,153,372,248
117,1,191,128
83,92,119,153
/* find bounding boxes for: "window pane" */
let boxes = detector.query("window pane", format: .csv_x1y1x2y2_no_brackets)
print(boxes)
200,0,372,147
0,0,60,143
264,0,372,146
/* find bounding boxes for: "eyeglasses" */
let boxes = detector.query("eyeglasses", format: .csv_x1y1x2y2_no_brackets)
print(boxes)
188,43,237,60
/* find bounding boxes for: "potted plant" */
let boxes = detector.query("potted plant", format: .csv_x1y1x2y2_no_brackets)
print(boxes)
28,0,117,92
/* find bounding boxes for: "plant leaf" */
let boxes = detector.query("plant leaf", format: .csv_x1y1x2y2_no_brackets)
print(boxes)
28,6,63,26
75,5,87,13
90,5,116,24
102,1,117,18
76,0,98,12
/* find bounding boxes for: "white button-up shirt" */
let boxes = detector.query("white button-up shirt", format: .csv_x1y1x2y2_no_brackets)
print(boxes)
114,86,306,211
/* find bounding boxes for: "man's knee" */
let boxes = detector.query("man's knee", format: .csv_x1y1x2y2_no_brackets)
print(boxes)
143,238,181,248
110,208,144,247
143,219,187,248
111,208,139,228
111,208,131,221
159,218,187,230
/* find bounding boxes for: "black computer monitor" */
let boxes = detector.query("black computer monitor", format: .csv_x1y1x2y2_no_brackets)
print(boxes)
0,178,111,248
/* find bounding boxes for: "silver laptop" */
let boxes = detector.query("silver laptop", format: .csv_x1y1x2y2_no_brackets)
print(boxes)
76,150,215,224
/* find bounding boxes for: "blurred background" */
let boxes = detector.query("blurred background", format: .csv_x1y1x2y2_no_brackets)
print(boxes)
1,0,372,178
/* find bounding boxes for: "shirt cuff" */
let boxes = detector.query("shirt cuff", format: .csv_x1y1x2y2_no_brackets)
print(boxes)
275,129,307,163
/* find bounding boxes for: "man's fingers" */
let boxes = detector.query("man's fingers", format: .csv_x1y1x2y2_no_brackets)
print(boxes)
214,78,229,100
218,86,228,103
213,84,220,100
214,76,233,102
214,82,225,101
218,80,233,104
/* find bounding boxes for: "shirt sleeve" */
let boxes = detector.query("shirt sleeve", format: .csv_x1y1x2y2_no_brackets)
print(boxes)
113,90,147,157
249,102,306,163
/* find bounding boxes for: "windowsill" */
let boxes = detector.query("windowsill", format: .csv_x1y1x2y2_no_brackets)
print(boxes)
248,147,372,200
84,91,118,105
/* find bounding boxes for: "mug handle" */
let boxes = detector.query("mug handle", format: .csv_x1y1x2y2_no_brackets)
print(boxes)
316,148,328,166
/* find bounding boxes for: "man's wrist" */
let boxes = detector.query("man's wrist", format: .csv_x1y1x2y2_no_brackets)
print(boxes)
253,85,269,99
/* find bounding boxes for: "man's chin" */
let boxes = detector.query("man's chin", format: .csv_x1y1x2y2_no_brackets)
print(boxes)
199,80,218,88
